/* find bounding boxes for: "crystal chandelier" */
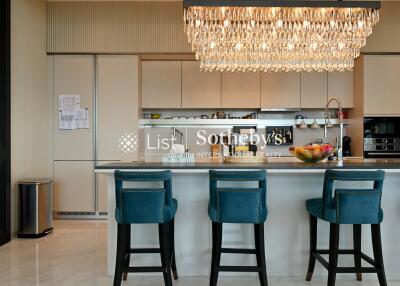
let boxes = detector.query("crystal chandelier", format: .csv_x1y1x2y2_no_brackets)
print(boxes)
183,0,380,72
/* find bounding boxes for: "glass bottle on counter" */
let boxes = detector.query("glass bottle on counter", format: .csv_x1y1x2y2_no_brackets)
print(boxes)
282,128,287,144
286,129,293,144
248,141,257,156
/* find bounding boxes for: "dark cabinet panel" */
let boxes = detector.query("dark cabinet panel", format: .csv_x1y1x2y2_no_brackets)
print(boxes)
0,0,11,246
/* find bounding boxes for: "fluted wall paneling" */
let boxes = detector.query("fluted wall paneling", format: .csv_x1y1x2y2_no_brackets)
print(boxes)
47,1,400,54
47,1,191,54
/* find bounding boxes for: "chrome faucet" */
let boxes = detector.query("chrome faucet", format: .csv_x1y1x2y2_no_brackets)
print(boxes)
324,97,344,162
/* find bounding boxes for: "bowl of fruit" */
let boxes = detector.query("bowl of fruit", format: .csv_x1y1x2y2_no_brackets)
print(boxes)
289,144,336,163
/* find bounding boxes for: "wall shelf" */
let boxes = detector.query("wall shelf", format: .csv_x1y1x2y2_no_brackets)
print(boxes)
140,118,348,128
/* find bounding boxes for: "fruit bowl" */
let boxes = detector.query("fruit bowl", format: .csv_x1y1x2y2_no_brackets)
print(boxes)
289,144,336,163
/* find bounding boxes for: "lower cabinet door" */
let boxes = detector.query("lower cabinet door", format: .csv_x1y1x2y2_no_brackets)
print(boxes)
96,173,108,213
53,161,94,212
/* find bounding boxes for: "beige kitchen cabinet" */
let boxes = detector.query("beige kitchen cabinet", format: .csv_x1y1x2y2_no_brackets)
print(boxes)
364,55,400,115
300,72,328,108
97,55,139,161
328,71,354,108
261,72,300,110
53,161,94,212
53,55,94,160
222,72,260,108
96,174,108,213
182,61,221,108
142,61,181,108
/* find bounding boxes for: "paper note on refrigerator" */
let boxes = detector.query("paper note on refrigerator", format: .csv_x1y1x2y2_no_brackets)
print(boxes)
58,95,80,116
58,95,89,130
58,110,76,130
58,108,89,130
75,108,89,129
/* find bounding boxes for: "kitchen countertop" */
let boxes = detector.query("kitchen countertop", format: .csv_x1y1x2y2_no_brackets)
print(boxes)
96,159,400,170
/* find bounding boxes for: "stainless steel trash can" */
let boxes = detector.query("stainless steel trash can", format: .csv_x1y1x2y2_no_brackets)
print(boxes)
18,178,53,238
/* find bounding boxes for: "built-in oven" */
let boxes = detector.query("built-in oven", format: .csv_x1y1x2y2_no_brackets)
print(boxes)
364,117,400,158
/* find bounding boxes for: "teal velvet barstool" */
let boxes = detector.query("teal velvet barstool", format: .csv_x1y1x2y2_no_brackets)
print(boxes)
209,170,268,286
306,170,387,286
113,170,178,286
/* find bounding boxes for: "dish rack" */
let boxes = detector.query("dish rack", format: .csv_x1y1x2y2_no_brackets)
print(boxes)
162,153,195,163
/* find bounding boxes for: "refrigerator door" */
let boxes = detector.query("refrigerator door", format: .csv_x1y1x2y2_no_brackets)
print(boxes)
53,55,94,161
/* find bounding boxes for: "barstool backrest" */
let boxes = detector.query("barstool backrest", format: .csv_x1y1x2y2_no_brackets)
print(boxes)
209,170,267,224
322,170,385,224
114,170,172,224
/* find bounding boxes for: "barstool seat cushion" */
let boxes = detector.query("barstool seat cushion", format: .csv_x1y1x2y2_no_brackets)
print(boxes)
306,197,383,224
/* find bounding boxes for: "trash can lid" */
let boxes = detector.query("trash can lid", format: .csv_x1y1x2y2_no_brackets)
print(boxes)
18,178,52,185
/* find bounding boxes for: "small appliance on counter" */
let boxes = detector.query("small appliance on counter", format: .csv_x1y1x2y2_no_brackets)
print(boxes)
343,136,352,157
364,117,400,158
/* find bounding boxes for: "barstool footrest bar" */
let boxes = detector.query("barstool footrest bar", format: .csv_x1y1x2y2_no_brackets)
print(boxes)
126,266,165,273
217,266,263,272
128,248,160,254
314,253,329,269
336,267,379,274
221,248,257,254
314,249,377,268
360,253,377,267
317,249,355,255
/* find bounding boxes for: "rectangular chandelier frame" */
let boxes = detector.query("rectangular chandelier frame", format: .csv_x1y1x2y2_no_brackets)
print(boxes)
183,0,381,72
183,0,381,9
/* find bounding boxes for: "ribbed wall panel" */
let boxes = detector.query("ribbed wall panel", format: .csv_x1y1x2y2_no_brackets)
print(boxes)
47,1,191,54
47,1,400,54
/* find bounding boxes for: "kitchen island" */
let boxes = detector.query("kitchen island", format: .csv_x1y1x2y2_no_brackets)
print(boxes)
96,160,400,279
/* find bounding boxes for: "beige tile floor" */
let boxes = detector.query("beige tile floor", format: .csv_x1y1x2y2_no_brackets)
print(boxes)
0,220,398,286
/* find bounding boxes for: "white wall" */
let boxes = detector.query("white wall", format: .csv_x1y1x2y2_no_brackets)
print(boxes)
11,0,50,234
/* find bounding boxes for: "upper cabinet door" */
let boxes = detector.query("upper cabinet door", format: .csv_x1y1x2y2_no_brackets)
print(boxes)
97,55,139,162
182,61,221,108
53,55,94,160
300,72,328,108
327,71,354,108
222,72,260,108
141,61,181,109
364,55,400,116
261,72,300,110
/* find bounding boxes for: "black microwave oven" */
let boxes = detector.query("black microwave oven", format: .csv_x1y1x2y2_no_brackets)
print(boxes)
364,117,400,158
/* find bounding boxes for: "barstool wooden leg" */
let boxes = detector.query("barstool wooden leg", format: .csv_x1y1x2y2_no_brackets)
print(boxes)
353,224,362,281
306,214,318,281
210,222,222,286
371,224,387,286
159,223,173,286
255,224,268,286
170,219,178,280
327,223,340,286
113,224,127,286
122,224,131,281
